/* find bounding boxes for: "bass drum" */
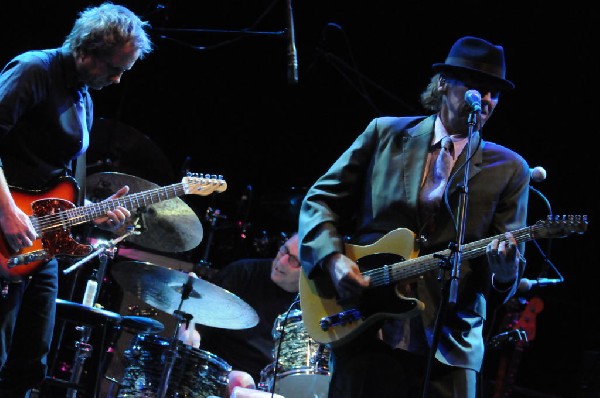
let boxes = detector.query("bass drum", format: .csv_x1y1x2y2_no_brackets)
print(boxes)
258,309,330,398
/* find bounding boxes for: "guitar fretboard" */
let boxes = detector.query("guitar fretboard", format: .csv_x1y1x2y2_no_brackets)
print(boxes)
32,182,187,234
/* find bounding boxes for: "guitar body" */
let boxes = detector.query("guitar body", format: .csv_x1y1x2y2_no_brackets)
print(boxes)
300,216,586,347
300,228,425,347
0,173,228,282
0,177,92,281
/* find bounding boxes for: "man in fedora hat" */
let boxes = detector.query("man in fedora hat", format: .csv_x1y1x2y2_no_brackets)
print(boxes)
298,36,529,397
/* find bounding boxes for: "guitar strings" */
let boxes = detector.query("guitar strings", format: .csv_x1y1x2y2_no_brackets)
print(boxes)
31,177,221,233
363,216,585,287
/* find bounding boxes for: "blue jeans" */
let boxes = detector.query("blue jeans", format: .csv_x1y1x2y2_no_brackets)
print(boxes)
0,259,58,397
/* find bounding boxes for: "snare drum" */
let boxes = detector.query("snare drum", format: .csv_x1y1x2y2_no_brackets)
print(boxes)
117,334,231,398
258,309,330,398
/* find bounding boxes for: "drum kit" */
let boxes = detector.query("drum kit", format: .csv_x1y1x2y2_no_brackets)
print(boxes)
257,309,331,398
44,160,256,397
43,119,330,398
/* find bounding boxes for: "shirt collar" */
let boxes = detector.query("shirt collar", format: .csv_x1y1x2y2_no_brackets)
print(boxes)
434,115,470,159
59,47,86,92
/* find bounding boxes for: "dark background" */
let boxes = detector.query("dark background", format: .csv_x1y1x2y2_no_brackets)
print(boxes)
1,1,598,397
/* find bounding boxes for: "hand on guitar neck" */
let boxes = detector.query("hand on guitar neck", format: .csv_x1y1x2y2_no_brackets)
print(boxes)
89,185,131,231
300,216,586,347
0,173,227,281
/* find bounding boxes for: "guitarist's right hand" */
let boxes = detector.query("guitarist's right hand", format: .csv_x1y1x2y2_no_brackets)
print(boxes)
325,253,370,301
0,207,36,253
0,170,37,252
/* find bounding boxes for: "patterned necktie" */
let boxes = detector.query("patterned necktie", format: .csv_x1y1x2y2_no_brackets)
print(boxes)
419,136,454,219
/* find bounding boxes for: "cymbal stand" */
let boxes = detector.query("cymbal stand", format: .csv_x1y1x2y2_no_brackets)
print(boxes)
196,207,226,273
64,230,136,398
156,276,195,398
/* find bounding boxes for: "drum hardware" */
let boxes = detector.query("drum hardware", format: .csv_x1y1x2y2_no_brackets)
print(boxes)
109,260,258,396
195,207,227,276
46,299,123,398
64,233,125,398
46,231,128,397
156,276,195,398
53,229,135,397
110,261,259,329
62,229,138,276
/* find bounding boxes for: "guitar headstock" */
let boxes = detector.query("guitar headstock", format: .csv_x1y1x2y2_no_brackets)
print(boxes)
183,173,228,196
516,296,544,341
532,215,588,239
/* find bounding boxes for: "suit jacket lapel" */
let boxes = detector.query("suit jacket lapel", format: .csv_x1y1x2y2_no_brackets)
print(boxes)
402,115,435,206
447,131,483,197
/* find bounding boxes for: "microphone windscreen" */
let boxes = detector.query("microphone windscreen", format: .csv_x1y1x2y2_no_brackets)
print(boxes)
530,166,547,182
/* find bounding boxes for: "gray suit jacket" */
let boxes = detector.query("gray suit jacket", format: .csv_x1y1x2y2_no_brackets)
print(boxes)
298,114,529,370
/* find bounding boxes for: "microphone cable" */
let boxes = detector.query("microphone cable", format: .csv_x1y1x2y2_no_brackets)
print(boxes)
268,294,301,398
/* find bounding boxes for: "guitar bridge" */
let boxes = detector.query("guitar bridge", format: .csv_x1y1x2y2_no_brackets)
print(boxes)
8,250,49,267
320,308,362,331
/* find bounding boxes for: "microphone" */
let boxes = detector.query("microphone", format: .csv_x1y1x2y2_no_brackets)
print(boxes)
464,90,482,113
529,166,547,183
518,277,563,292
285,0,298,85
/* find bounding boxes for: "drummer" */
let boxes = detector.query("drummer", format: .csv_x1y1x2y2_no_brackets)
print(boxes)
179,233,301,395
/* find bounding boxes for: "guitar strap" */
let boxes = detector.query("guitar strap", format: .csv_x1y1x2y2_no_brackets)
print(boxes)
73,152,86,206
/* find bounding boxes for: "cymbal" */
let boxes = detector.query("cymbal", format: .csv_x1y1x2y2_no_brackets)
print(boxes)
55,298,122,326
86,172,203,252
87,118,176,186
116,246,219,281
111,261,259,329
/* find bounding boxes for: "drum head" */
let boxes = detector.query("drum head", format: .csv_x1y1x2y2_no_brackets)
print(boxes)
271,373,330,398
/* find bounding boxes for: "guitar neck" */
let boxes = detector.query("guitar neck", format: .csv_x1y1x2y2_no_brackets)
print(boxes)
364,225,535,288
50,182,187,229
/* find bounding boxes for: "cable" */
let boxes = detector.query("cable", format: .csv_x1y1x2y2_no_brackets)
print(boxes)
269,294,300,398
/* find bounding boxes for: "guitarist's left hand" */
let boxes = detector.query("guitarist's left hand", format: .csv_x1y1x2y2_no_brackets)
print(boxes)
91,185,131,231
487,232,520,285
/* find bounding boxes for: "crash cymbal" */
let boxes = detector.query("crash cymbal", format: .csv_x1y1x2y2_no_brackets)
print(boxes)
111,261,259,329
86,172,203,252
87,118,176,186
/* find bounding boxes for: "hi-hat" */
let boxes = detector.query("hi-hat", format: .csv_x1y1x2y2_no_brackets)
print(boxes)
86,172,203,252
111,261,259,329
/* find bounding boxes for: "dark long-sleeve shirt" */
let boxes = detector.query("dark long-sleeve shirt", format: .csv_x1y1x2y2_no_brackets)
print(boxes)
0,47,91,191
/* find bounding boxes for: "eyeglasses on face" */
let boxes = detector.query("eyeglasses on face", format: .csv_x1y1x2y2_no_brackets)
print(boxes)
444,76,500,99
278,245,301,268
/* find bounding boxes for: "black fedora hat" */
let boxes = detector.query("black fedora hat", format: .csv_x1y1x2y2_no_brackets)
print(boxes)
432,36,515,90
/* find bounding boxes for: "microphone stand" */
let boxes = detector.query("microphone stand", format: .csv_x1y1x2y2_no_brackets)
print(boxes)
448,110,477,304
422,110,477,397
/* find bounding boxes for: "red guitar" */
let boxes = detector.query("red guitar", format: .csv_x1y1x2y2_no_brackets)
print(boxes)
0,174,227,281
492,296,544,398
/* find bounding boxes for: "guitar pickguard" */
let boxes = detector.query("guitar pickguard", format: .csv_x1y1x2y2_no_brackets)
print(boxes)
34,198,93,258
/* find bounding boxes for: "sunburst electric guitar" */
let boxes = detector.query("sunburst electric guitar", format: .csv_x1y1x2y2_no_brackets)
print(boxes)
0,173,227,281
300,216,587,347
